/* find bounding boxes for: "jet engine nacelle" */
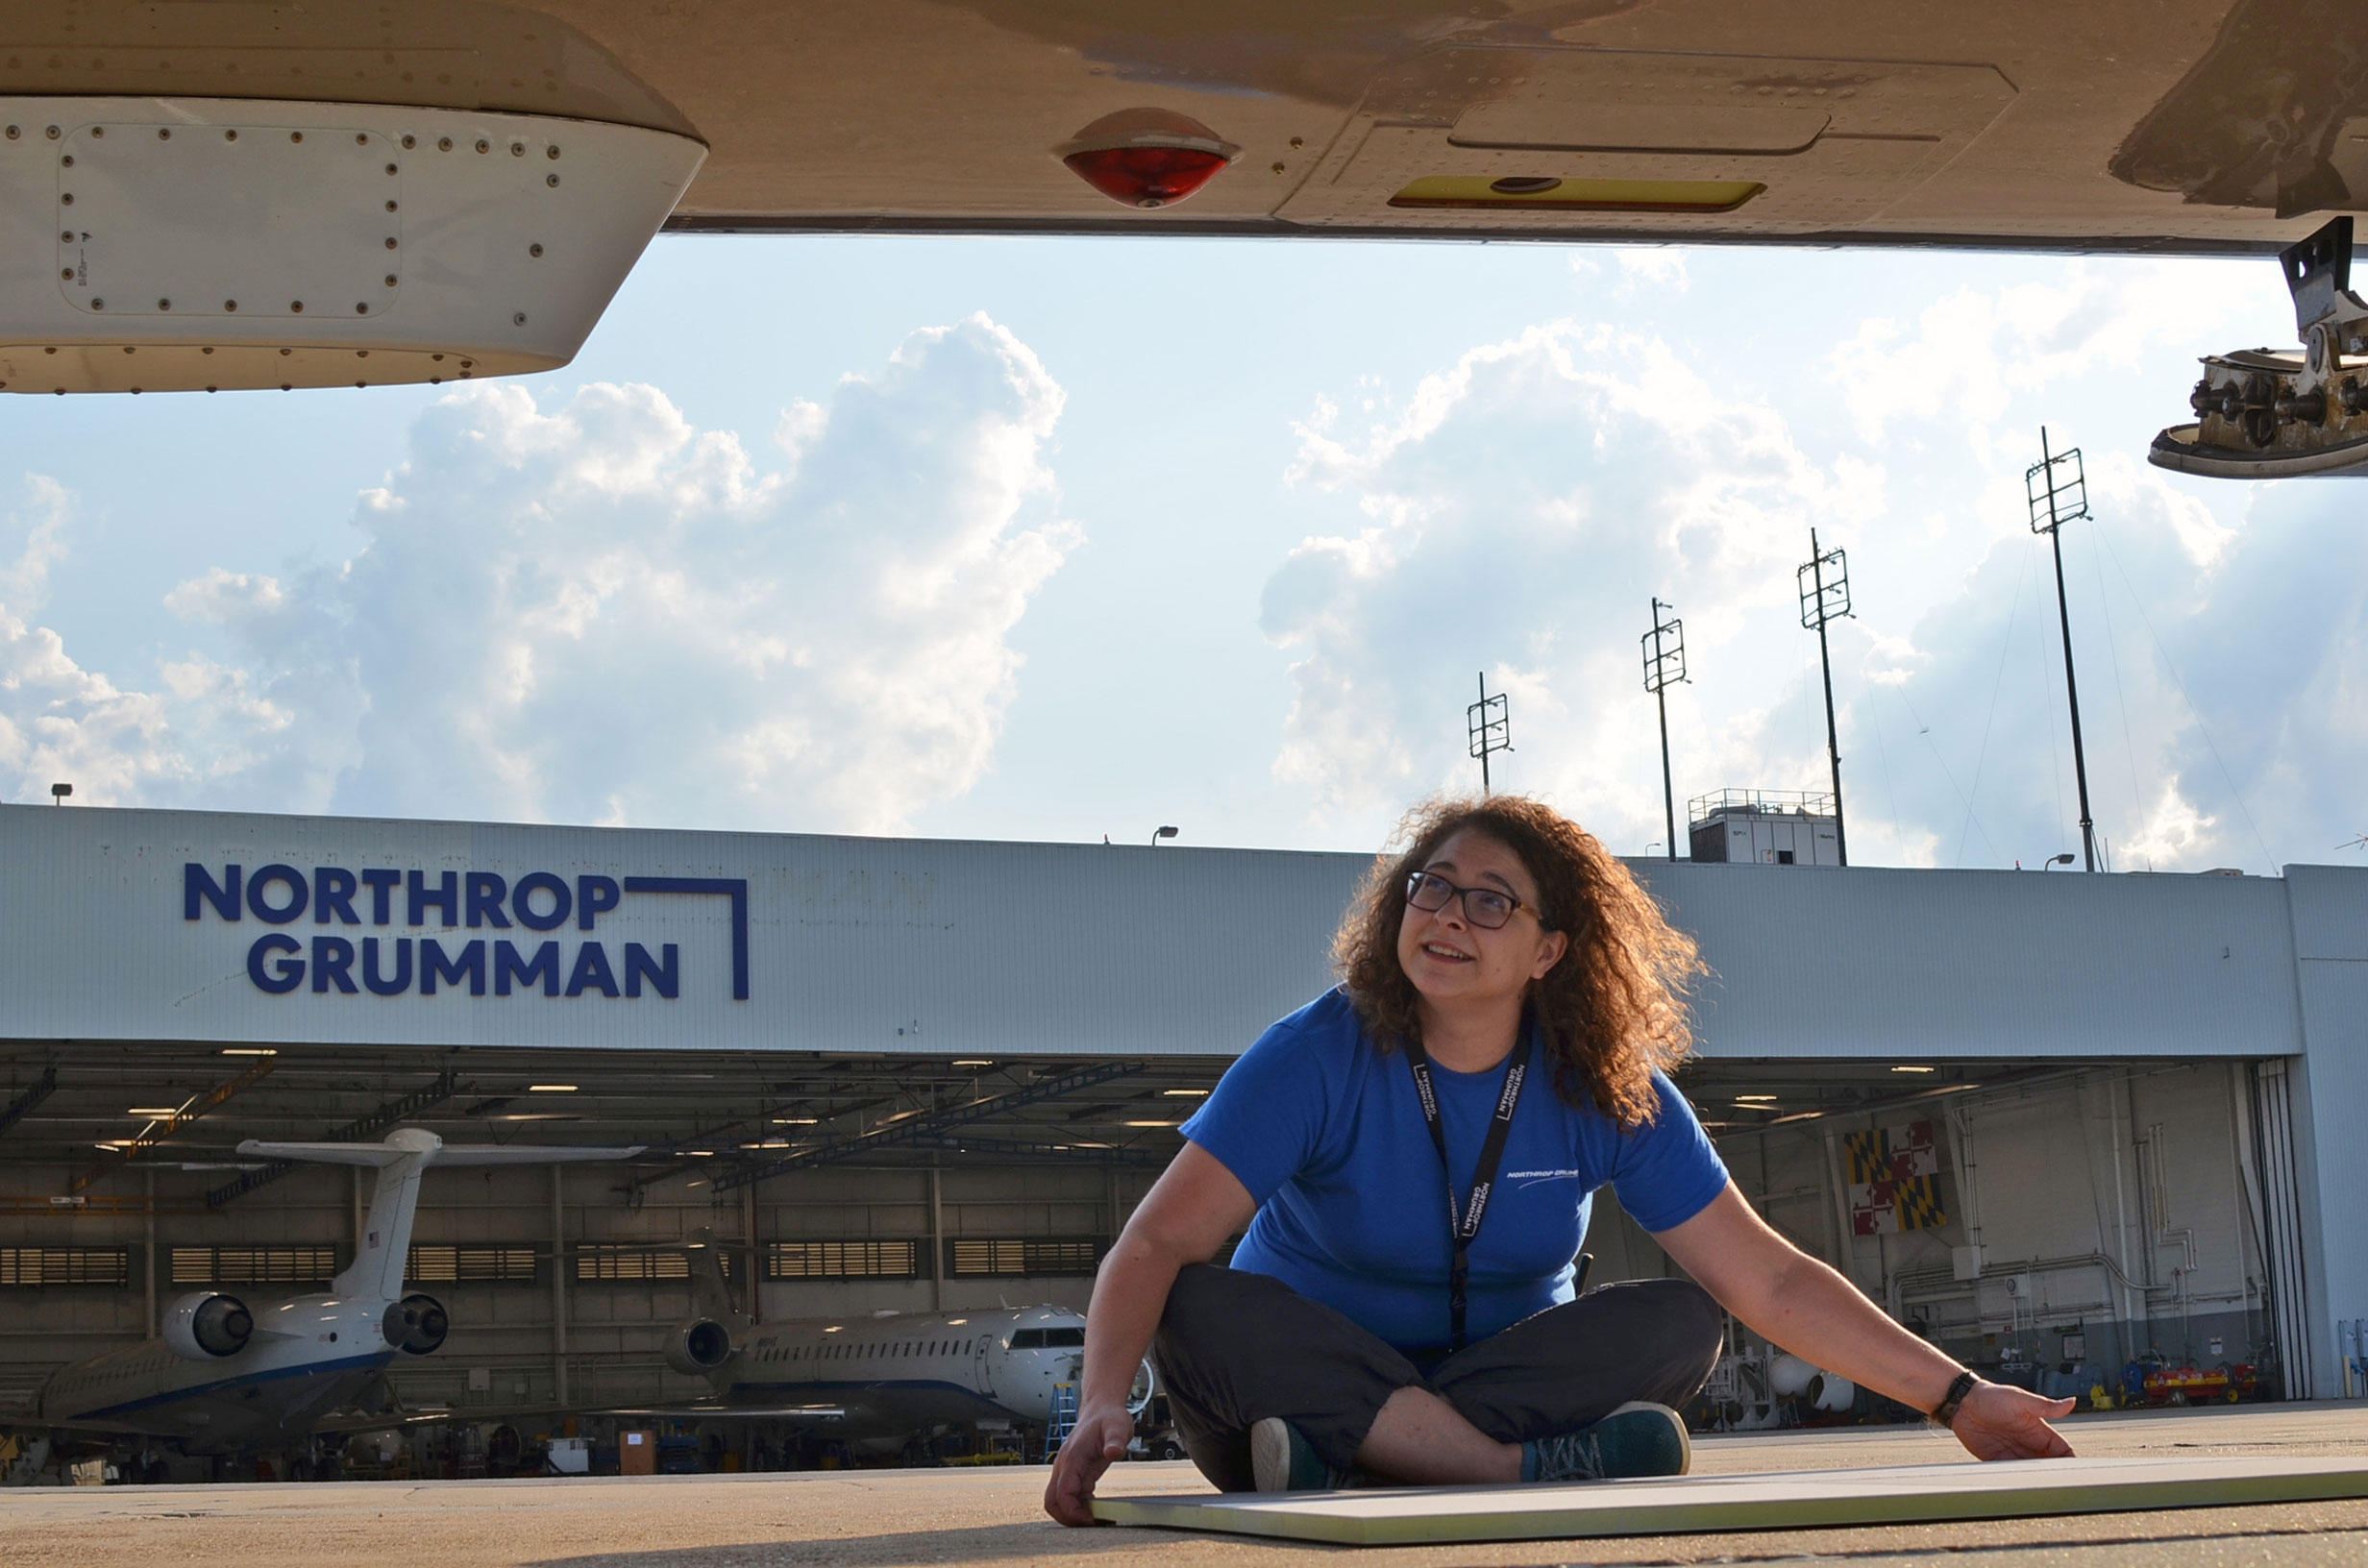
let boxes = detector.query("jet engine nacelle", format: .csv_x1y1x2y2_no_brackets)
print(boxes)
663,1318,734,1376
163,1291,254,1360
382,1293,450,1356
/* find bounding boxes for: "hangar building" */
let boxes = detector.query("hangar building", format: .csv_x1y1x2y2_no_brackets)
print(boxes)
1,803,2362,1427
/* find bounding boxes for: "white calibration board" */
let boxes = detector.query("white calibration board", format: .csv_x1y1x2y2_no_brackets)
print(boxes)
1091,1455,2368,1546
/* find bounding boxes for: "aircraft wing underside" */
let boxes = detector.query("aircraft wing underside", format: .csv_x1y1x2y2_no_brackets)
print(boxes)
10,4,2353,466
2,0,2362,255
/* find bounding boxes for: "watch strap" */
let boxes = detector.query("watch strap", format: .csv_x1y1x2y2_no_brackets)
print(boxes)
1932,1369,1979,1427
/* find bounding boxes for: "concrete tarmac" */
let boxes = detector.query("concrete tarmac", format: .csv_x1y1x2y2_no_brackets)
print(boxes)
5,1403,2364,1567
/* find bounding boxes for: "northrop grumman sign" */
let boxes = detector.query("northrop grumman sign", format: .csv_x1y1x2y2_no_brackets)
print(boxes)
183,863,749,1002
0,803,1354,1055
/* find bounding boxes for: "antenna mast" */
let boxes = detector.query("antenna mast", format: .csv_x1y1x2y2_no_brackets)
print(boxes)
1798,530,1853,867
1468,673,1511,796
1641,600,1688,861
2027,429,2099,872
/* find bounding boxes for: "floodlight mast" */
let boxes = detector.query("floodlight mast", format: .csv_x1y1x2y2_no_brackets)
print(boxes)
1797,531,1852,867
2027,429,2098,873
1468,673,1511,796
1641,600,1688,862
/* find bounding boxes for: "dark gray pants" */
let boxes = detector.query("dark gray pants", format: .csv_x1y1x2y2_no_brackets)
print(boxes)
1149,1263,1725,1490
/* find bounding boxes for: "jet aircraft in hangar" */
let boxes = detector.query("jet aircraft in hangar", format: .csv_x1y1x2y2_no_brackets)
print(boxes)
12,1131,636,1477
5,1127,1132,1476
602,1233,1155,1459
2,1,2367,474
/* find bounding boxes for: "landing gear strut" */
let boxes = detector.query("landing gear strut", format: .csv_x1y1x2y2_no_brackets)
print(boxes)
2152,216,2368,478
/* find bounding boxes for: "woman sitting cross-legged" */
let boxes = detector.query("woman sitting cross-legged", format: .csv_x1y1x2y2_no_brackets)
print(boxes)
1045,795,2073,1525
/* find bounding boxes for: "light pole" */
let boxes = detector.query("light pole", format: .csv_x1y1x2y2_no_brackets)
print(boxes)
1797,531,1851,867
1467,673,1511,796
2026,429,2099,873
1150,825,1178,846
1641,600,1688,861
2042,852,2076,870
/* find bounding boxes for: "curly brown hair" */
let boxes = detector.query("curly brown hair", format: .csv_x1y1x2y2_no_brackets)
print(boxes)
1333,796,1703,1128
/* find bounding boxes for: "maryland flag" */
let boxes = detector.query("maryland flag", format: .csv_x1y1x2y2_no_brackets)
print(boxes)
1845,1120,1947,1235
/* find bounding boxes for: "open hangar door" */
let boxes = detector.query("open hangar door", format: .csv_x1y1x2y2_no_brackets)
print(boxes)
0,1040,1219,1422
0,1040,2315,1430
1581,1056,2310,1421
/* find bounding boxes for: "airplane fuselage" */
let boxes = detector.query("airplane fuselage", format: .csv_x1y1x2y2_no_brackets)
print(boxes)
693,1304,1092,1440
36,1293,397,1453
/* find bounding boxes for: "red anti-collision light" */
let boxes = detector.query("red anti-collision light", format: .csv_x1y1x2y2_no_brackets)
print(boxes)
1063,145,1230,208
1057,108,1239,209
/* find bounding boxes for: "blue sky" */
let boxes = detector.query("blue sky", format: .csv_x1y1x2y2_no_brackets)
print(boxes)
3,233,2358,874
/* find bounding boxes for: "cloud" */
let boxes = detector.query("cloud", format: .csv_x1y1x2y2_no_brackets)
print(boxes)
0,475,67,611
1614,248,1690,293
1266,320,1837,837
1823,259,2254,452
1847,453,2364,874
0,477,195,806
2,314,1076,831
1264,290,2368,874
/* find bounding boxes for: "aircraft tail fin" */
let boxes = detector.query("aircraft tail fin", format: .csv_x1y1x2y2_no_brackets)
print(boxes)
685,1227,746,1324
234,1131,644,1300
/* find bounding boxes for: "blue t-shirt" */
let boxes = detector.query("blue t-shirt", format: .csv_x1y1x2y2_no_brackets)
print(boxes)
1181,989,1729,1351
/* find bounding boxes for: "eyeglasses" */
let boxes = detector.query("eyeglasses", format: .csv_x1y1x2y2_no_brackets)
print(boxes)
1403,870,1529,931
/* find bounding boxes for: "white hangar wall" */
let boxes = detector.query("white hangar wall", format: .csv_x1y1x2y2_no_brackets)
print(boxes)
0,805,1354,1056
1654,862,2303,1061
0,804,2319,1061
2282,867,2368,1408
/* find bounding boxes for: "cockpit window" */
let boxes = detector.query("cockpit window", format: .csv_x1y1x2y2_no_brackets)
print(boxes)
1011,1327,1084,1349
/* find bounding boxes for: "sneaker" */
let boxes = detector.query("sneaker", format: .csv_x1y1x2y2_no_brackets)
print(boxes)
1249,1416,1344,1491
1520,1401,1691,1483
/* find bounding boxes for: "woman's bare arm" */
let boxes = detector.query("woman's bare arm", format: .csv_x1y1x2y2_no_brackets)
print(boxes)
1655,1184,2073,1459
1044,1141,1257,1526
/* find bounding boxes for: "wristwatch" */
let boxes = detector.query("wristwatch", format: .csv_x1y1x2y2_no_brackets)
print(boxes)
1931,1369,1979,1428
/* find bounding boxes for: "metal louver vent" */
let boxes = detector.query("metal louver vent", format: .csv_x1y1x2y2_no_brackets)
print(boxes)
0,1246,130,1286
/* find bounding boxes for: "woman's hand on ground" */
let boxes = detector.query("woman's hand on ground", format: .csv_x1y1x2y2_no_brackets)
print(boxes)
1950,1382,2076,1460
1043,1405,1137,1527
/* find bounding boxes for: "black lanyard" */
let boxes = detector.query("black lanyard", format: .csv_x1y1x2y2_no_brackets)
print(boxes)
1403,1036,1530,1352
